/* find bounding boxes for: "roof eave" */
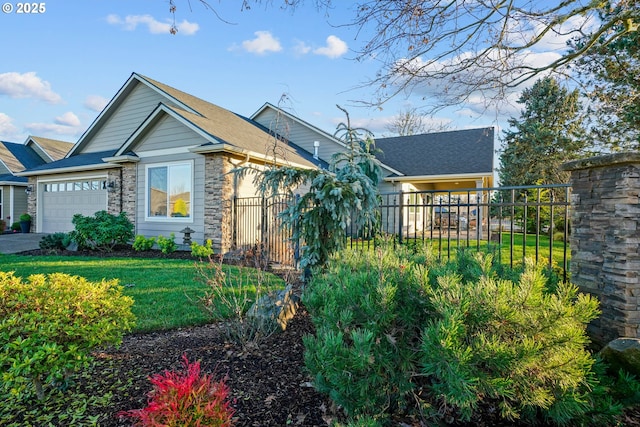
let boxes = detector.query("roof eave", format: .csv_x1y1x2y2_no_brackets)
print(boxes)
384,172,493,183
189,144,316,169
16,163,120,177
103,155,140,163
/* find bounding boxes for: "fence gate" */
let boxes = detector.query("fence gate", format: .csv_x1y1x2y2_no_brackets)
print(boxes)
233,195,295,267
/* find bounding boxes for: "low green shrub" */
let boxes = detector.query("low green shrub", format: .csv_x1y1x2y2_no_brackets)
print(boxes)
38,232,72,251
10,221,20,231
70,210,134,251
421,255,600,424
133,235,156,252
191,239,214,259
156,233,177,254
303,247,429,420
303,247,633,425
0,272,135,400
119,354,234,427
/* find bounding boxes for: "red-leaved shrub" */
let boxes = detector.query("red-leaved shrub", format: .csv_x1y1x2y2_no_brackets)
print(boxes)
119,354,234,427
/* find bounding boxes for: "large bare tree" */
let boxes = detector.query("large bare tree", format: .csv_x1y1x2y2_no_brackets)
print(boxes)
171,1,638,109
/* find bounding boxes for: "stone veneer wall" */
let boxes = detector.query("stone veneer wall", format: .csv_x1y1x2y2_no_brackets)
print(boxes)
204,154,234,253
119,163,137,225
563,152,640,346
27,177,37,232
106,169,122,215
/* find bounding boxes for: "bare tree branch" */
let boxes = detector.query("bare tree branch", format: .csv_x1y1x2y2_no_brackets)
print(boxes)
168,0,638,110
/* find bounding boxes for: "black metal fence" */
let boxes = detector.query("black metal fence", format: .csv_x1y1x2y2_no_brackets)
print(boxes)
233,184,571,279
233,195,296,267
347,184,571,280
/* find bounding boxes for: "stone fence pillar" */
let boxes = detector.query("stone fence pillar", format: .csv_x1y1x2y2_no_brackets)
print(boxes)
563,153,640,347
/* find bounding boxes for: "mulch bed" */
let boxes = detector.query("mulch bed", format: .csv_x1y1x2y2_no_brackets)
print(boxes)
14,248,640,426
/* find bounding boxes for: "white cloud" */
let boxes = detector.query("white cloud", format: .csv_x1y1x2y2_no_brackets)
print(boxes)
25,111,83,137
0,113,19,139
0,72,62,104
106,14,199,36
241,31,282,55
293,40,312,56
508,14,599,53
84,95,109,112
313,35,348,59
54,111,81,127
25,122,83,137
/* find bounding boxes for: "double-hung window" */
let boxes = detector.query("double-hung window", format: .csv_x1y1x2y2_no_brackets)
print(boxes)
146,161,192,220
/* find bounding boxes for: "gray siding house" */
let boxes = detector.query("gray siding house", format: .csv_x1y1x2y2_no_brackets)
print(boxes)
18,72,494,253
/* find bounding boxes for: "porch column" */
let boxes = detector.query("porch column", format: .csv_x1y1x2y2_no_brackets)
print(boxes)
563,153,640,347
204,154,234,254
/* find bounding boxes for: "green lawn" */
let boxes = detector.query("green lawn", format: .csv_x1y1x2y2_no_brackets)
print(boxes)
0,254,284,332
349,231,570,276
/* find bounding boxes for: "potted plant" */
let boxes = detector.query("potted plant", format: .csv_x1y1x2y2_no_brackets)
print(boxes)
19,213,31,233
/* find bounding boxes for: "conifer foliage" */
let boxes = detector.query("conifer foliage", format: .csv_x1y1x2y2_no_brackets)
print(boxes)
254,106,381,269
302,246,632,425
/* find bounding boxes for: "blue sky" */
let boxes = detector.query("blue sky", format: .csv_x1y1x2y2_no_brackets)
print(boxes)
0,1,573,146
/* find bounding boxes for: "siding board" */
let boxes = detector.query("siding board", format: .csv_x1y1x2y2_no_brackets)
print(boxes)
78,84,171,154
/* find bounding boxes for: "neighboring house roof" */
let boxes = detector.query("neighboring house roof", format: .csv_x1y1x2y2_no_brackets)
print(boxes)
27,136,73,161
0,173,27,185
0,137,72,176
1,141,43,172
374,127,495,177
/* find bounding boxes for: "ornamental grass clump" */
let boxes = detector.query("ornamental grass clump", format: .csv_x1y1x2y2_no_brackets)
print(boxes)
193,257,282,348
119,354,234,427
0,271,135,400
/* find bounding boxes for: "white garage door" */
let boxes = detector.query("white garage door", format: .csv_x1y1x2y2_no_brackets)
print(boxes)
41,179,108,233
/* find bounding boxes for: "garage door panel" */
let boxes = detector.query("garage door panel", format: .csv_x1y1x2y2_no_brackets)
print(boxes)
42,187,107,233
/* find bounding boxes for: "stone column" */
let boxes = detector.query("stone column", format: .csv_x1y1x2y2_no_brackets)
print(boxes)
120,163,137,225
27,177,37,232
563,153,640,346
106,169,122,216
204,154,234,254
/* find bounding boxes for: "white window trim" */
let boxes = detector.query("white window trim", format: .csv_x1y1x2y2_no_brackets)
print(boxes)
144,160,194,223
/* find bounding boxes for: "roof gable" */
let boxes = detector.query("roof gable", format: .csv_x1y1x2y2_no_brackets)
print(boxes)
374,128,495,177
115,103,318,168
27,136,73,161
251,103,403,176
0,140,48,173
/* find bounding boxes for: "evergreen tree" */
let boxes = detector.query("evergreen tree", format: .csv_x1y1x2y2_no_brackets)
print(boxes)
498,77,587,187
573,2,640,151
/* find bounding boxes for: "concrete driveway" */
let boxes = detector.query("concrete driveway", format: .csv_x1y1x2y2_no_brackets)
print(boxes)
0,233,45,254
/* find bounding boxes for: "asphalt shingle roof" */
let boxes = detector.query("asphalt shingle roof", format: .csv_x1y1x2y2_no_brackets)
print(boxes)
29,136,73,161
0,141,46,172
374,128,494,177
0,173,27,184
22,150,117,173
136,75,317,168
